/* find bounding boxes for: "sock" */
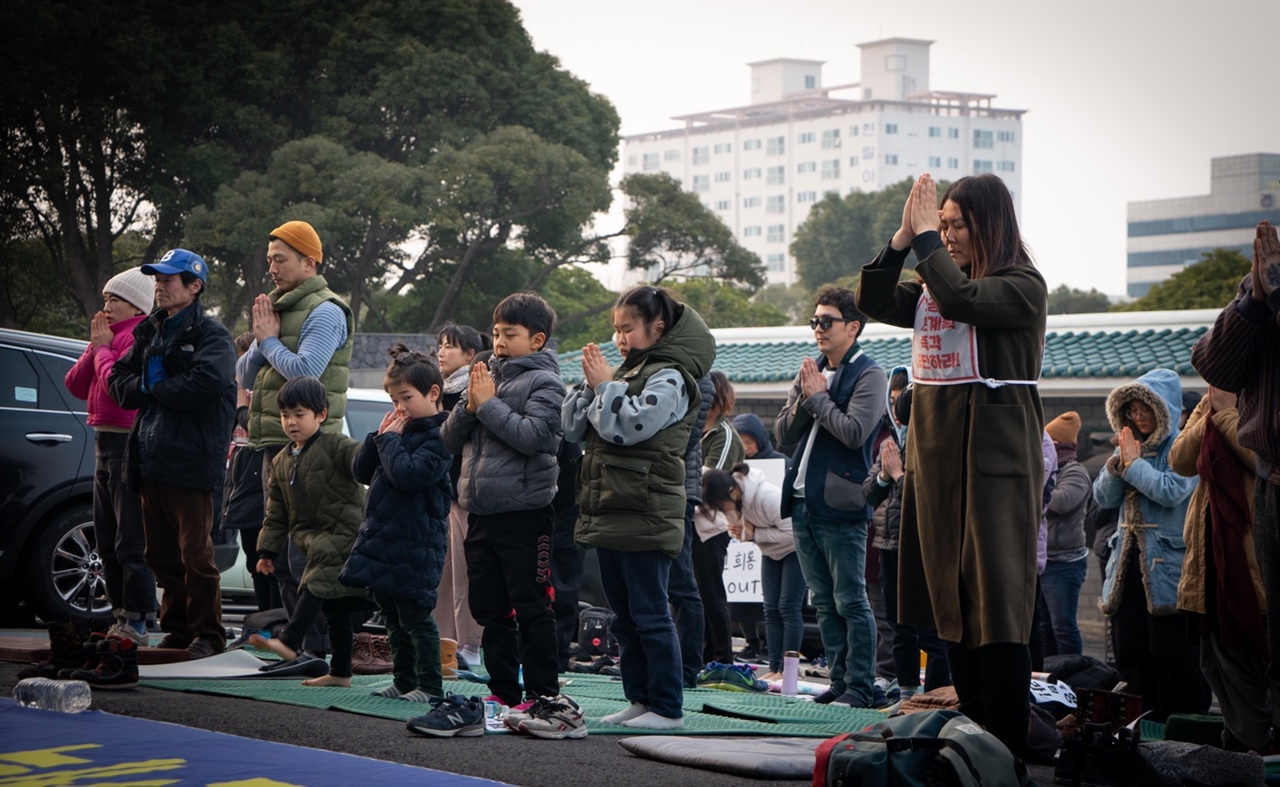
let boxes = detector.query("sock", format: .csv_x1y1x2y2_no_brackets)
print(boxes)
397,689,435,703
371,685,403,698
620,712,684,730
129,619,147,635
601,702,649,725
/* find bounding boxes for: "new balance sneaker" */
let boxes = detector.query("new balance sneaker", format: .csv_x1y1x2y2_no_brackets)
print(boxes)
516,695,588,740
406,694,485,737
697,662,767,692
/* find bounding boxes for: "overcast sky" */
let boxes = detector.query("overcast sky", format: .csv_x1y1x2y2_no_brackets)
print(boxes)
511,0,1280,297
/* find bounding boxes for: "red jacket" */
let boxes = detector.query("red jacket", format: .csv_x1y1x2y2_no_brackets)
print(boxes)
64,314,145,430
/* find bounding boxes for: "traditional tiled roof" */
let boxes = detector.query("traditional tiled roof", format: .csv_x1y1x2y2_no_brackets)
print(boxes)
558,310,1217,389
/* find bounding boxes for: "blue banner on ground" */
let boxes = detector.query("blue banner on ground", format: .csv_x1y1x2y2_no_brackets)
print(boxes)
0,699,505,786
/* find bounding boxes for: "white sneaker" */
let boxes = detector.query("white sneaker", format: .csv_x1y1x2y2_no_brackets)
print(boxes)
106,620,148,646
517,695,588,740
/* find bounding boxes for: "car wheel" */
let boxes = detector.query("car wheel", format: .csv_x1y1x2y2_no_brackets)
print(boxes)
23,504,112,621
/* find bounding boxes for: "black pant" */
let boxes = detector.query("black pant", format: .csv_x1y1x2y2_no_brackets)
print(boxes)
239,526,281,613
465,506,559,703
94,431,156,617
551,504,584,671
693,530,732,663
1113,552,1211,721
946,641,1031,752
279,588,370,678
667,503,705,687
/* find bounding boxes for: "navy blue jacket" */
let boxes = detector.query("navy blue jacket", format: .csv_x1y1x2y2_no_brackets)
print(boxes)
341,411,452,608
776,347,885,521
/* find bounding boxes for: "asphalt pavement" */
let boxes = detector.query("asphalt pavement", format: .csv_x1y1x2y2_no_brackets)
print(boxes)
1,656,1061,786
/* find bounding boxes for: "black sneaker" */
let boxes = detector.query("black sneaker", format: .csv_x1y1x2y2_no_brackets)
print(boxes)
406,694,485,738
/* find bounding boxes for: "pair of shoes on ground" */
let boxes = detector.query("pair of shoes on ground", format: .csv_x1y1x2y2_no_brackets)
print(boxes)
257,652,329,678
351,632,393,675
406,693,588,739
734,644,761,661
814,684,894,709
696,662,768,693
600,702,683,730
65,634,140,689
568,654,616,674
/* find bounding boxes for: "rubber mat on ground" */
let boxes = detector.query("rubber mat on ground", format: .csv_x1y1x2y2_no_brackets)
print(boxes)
144,676,881,736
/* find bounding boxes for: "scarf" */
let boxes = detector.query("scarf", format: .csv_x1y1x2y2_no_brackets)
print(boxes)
1054,442,1077,468
443,364,470,395
1198,414,1266,658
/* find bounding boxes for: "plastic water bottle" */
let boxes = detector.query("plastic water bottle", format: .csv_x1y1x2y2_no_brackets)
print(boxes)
782,651,800,696
12,678,92,713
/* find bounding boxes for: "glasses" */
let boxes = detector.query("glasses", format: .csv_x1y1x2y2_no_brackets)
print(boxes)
809,315,851,331
1125,404,1152,420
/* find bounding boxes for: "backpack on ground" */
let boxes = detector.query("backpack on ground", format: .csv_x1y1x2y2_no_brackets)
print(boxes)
813,709,1032,787
577,606,618,657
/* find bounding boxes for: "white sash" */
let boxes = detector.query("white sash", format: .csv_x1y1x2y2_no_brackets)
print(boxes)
912,288,1039,389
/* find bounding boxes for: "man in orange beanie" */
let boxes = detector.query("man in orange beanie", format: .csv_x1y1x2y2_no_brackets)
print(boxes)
235,220,353,664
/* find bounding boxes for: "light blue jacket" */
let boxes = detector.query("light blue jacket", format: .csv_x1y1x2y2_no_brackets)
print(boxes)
1094,368,1198,615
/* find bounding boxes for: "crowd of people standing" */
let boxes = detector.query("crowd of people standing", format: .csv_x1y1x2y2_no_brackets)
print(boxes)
47,179,1280,754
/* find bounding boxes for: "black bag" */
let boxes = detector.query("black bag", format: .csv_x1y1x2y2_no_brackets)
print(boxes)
813,709,1032,787
577,606,618,657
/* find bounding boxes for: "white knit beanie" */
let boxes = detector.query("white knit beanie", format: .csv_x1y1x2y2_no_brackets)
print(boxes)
103,268,154,314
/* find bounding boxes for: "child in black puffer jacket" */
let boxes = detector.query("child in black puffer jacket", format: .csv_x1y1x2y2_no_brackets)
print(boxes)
341,343,453,704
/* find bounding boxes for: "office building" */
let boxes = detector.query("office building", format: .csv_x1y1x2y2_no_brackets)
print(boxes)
1126,153,1280,297
621,38,1025,285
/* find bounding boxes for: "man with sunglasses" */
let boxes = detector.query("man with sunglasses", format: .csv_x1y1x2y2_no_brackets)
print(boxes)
775,286,888,708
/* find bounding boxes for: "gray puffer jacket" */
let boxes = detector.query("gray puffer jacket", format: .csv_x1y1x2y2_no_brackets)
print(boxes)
440,349,565,515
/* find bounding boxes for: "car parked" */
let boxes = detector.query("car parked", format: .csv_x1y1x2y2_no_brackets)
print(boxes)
0,328,237,622
217,387,393,608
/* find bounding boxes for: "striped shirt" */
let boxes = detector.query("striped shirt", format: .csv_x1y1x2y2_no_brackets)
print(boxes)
1191,276,1280,484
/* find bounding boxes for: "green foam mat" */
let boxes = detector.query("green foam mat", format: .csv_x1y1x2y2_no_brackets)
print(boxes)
142,674,883,736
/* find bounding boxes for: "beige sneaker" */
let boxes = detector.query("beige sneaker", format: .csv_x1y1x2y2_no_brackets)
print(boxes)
106,620,148,646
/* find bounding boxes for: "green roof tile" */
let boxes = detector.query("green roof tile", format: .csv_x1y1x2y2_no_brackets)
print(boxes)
558,327,1209,385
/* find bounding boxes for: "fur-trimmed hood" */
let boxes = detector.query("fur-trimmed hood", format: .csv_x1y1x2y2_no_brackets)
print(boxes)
1104,368,1183,451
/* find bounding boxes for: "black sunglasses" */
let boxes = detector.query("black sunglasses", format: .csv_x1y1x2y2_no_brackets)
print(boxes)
809,315,852,331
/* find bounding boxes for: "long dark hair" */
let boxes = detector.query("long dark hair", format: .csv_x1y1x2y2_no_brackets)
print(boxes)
699,462,749,520
616,285,681,344
939,174,1033,280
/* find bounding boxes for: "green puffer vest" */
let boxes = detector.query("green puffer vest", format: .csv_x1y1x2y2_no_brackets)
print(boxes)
248,275,354,449
575,304,715,558
258,432,368,601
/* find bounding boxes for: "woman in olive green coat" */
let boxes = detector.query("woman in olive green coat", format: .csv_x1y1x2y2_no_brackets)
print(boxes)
856,173,1047,753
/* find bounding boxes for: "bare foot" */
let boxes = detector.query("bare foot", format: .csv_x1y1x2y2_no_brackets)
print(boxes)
302,674,351,688
248,633,296,661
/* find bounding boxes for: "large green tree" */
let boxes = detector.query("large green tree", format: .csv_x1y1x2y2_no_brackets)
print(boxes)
1047,284,1112,314
1,0,622,336
791,177,947,293
1113,248,1250,311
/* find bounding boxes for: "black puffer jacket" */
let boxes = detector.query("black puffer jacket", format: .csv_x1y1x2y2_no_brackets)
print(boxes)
109,298,236,492
341,412,452,608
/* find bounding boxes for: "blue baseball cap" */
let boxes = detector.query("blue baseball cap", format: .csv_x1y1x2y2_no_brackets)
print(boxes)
142,248,208,282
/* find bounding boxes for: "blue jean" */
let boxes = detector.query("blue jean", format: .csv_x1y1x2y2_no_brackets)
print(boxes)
1039,557,1088,656
665,503,705,688
761,550,806,672
598,547,684,718
790,499,875,703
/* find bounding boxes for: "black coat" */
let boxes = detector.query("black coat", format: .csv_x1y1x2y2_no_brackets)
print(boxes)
108,299,236,492
341,412,452,608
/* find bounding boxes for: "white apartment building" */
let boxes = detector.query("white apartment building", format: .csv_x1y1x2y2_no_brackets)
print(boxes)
621,38,1025,286
1126,153,1280,297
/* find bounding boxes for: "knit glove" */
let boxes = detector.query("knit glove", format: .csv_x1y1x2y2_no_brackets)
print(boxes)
143,354,168,393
